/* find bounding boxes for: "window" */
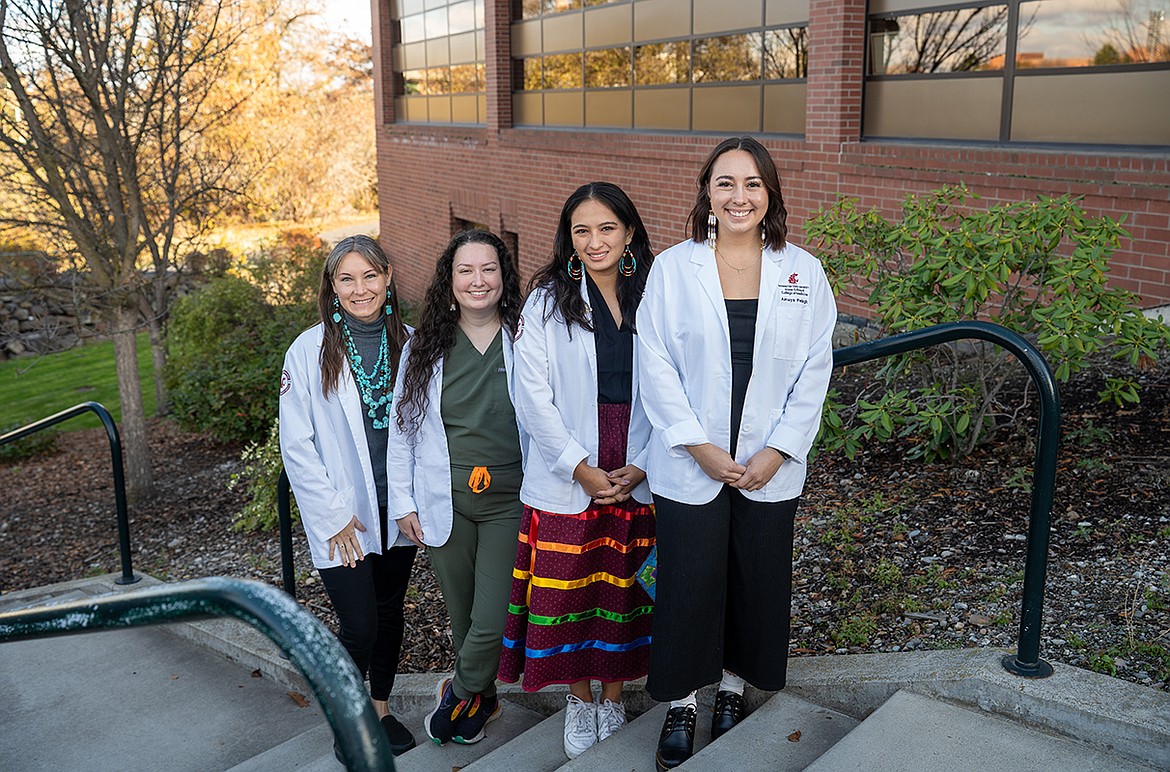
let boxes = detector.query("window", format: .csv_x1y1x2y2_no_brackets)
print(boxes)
865,1,1170,145
693,33,763,83
511,3,808,132
1017,0,1169,68
765,27,809,79
634,41,690,86
517,0,622,20
586,47,632,88
868,6,1009,75
392,0,487,124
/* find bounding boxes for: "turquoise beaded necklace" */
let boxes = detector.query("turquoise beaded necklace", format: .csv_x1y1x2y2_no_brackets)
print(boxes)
338,316,393,430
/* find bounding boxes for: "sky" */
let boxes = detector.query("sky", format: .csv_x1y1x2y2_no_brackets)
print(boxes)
317,0,372,43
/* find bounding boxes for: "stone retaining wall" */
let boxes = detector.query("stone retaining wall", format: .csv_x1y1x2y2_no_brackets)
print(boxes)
0,274,103,359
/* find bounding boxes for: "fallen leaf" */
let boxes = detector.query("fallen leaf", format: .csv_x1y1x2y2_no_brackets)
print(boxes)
787,730,802,742
287,691,310,708
169,673,180,680
251,668,262,678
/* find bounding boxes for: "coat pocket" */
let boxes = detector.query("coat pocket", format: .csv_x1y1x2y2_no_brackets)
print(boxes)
772,304,812,360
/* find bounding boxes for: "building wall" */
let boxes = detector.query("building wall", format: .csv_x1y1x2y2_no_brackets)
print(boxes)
374,0,1170,318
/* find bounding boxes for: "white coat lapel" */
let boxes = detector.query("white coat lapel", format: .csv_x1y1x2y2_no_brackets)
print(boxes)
337,368,372,459
690,242,730,342
754,245,784,360
577,276,600,385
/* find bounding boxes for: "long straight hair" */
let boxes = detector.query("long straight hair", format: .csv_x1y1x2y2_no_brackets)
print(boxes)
528,181,654,334
316,235,409,397
395,229,522,434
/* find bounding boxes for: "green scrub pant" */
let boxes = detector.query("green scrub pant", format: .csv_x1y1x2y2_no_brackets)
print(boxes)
429,463,523,700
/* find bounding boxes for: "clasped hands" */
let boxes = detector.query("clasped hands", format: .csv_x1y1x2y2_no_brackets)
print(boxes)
686,443,784,492
573,460,646,505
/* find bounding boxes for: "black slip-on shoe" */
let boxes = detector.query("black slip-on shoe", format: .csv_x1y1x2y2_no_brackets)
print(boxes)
381,713,417,755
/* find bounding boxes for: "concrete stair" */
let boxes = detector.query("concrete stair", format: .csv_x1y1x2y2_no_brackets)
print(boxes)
3,574,1169,772
805,689,1158,772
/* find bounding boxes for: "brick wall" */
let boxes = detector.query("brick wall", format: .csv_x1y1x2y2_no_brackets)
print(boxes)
374,0,1170,318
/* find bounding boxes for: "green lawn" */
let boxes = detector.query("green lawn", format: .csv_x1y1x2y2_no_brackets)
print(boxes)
0,334,156,432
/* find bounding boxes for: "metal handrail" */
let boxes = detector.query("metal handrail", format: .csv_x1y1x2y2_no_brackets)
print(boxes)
0,577,394,770
0,401,139,588
833,321,1058,678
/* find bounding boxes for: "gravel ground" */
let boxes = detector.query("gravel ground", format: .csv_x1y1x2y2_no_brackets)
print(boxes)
3,364,1168,691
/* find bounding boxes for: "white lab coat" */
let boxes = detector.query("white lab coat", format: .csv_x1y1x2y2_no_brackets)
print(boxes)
636,239,837,505
279,323,412,569
513,282,653,514
386,330,523,547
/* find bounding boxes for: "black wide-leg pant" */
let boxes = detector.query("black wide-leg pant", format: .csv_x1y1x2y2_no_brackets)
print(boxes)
646,487,798,702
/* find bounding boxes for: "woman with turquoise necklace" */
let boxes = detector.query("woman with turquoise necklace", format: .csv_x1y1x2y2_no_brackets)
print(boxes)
279,234,419,760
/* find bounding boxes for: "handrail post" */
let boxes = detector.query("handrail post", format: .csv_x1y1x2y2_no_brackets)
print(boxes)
91,403,138,586
0,401,139,587
277,469,296,598
832,321,1058,678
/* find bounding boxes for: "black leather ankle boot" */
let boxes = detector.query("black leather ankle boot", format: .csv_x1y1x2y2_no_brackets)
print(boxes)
655,705,697,770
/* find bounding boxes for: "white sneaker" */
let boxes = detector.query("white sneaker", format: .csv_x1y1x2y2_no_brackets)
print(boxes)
596,699,626,742
563,694,598,759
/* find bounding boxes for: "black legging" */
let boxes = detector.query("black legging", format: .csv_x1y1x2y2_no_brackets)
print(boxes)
318,542,418,700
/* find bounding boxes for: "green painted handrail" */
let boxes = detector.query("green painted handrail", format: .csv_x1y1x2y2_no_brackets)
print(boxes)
833,321,1058,678
0,401,138,588
0,577,395,769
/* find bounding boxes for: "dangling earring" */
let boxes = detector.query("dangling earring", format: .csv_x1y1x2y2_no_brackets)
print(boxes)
619,246,636,277
566,251,583,281
331,296,342,323
449,302,457,312
761,223,767,248
707,211,718,251
385,288,393,316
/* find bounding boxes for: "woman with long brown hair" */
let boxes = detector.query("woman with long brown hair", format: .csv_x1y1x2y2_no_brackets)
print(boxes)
497,182,657,759
279,234,418,759
387,229,524,747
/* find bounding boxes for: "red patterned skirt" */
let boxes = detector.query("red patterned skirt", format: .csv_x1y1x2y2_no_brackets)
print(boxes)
498,402,656,691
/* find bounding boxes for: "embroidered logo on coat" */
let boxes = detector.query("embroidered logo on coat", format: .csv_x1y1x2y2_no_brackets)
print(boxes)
280,369,291,395
788,272,799,284
515,314,525,341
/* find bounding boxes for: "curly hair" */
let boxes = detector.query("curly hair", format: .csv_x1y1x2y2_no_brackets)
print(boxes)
395,229,522,434
687,136,788,252
528,181,654,336
316,235,409,398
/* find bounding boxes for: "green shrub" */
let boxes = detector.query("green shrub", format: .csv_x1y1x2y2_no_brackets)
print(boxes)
245,228,327,306
166,277,313,442
229,418,299,531
0,423,58,462
807,186,1170,460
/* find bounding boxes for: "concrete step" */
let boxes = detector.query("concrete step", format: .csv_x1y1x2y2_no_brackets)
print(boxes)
560,701,670,772
392,697,546,772
226,722,336,771
682,690,858,770
804,689,1163,772
7,576,1170,772
1,624,325,771
459,702,569,772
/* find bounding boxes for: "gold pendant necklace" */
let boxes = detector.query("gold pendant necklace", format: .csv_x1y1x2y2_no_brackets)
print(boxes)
715,246,761,274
